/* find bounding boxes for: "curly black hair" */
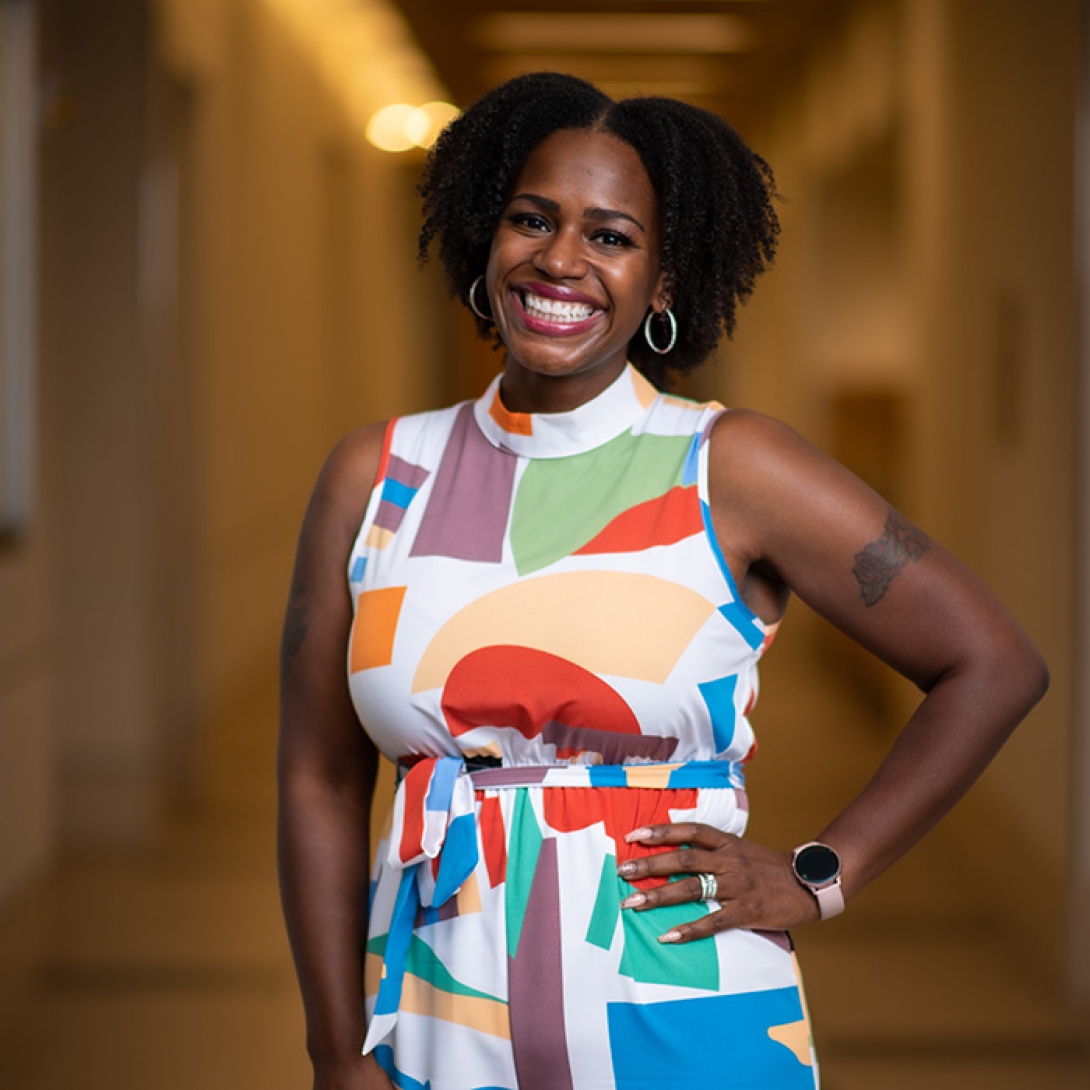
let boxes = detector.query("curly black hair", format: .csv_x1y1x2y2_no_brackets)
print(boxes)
418,71,779,386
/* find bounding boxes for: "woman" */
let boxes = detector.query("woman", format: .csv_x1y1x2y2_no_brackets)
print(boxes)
278,72,1047,1090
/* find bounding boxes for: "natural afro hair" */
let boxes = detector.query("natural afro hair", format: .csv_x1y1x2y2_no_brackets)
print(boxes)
418,71,779,387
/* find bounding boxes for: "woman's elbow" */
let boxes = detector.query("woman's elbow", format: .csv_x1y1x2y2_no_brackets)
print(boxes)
990,626,1050,717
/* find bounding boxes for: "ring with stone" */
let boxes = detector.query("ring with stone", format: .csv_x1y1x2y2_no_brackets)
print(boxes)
697,872,718,902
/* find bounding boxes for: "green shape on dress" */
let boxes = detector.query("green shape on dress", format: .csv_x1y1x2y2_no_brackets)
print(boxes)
406,935,504,1002
504,790,544,959
367,922,504,1003
585,853,621,950
510,431,690,575
617,882,720,991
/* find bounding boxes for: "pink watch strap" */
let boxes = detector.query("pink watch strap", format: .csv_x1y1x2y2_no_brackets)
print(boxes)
813,881,845,920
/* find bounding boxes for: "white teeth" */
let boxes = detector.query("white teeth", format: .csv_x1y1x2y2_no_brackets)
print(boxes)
522,292,596,322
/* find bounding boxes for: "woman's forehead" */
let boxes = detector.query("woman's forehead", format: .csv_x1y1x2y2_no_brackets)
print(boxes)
511,128,658,220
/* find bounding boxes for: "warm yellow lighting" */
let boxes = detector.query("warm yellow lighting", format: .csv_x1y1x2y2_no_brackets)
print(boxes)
475,14,756,54
595,82,716,100
366,103,419,152
366,101,460,153
406,101,460,148
259,0,452,149
486,54,735,97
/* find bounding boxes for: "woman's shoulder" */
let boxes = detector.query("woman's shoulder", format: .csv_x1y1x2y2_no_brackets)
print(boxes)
709,407,821,484
314,399,473,526
705,407,870,550
319,420,389,503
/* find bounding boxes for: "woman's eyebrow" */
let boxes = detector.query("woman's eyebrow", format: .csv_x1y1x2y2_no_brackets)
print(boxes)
584,207,647,233
508,192,647,234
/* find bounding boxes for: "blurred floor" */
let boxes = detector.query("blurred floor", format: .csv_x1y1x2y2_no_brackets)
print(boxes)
1,625,1087,1089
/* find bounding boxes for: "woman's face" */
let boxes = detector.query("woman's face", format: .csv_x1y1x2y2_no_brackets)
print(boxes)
485,128,665,412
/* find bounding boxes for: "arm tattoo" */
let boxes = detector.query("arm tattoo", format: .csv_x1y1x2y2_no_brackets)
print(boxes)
280,572,309,675
851,508,931,607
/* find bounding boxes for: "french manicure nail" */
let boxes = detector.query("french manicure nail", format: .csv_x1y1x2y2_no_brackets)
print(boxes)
620,893,646,909
659,930,682,943
624,827,653,843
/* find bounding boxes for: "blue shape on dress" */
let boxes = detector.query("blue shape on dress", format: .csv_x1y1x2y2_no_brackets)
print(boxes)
681,432,701,487
607,987,813,1088
698,499,766,651
382,477,419,509
697,675,738,752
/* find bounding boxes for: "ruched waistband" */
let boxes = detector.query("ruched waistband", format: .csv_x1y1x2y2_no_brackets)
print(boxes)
395,756,745,791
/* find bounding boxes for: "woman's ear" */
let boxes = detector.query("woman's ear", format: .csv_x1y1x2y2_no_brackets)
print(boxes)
654,272,673,314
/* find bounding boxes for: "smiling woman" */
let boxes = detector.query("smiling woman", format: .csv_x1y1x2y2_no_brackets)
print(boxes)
483,129,666,411
277,71,1048,1090
417,72,779,388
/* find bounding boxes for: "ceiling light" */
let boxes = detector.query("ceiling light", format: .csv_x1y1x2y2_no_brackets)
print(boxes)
367,101,460,152
405,101,460,147
475,14,756,55
366,104,419,152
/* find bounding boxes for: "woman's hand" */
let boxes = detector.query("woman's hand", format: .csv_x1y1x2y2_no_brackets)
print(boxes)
313,1052,394,1090
617,822,820,942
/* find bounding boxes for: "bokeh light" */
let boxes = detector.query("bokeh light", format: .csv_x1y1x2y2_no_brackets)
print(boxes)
406,101,460,147
365,103,418,152
367,100,459,152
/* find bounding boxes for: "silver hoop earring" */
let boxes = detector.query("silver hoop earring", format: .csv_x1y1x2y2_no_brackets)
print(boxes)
644,307,677,355
469,275,492,321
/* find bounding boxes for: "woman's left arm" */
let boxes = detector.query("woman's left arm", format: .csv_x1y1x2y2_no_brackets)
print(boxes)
619,410,1049,939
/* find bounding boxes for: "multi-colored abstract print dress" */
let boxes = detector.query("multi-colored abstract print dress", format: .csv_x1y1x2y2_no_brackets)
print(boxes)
346,364,818,1090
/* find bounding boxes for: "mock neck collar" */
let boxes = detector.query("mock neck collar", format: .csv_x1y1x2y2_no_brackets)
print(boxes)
473,364,659,459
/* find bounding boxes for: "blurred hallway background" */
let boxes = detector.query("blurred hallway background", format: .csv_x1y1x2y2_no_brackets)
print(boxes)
1,0,1088,1085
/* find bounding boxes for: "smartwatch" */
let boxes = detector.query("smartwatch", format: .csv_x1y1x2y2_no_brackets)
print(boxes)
791,841,845,919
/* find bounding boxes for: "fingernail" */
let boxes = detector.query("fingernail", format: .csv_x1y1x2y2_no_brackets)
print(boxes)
617,861,636,877
624,827,653,843
658,930,682,944
620,893,646,909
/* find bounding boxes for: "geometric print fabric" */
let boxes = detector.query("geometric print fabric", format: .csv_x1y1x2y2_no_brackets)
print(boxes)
346,364,813,1088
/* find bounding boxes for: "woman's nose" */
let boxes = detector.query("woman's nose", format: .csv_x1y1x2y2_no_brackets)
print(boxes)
534,228,586,278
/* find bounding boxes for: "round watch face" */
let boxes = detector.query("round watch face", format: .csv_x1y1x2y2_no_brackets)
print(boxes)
794,844,841,886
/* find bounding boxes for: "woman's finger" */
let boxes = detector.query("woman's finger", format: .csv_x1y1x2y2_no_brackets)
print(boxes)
617,846,718,881
657,905,745,945
624,821,735,848
621,873,715,911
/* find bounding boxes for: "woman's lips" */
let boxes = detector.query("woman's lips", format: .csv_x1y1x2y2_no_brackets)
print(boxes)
510,286,604,335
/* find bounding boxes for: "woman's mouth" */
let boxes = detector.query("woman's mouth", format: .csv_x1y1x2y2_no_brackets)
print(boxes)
513,288,603,333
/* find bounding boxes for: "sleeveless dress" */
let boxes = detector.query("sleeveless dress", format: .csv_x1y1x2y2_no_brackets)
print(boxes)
346,364,819,1090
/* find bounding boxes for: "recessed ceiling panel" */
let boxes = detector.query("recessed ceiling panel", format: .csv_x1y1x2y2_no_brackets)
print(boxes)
474,13,757,54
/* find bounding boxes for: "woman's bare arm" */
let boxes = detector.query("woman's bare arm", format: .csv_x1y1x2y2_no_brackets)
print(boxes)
277,422,394,1087
619,410,1048,936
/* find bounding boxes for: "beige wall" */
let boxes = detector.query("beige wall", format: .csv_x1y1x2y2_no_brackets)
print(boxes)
164,0,449,807
0,536,55,905
0,0,50,906
0,0,446,899
701,0,1080,979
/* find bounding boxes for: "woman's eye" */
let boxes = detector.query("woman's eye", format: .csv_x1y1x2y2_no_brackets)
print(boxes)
595,229,633,248
509,212,549,232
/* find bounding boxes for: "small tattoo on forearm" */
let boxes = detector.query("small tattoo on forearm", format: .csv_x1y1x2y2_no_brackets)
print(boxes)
851,508,930,607
280,574,309,674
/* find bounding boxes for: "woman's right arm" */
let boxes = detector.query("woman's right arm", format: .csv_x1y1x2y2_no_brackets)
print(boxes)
277,423,393,1089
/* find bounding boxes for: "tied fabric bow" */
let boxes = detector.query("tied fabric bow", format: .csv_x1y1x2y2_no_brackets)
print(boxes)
363,756,479,1054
